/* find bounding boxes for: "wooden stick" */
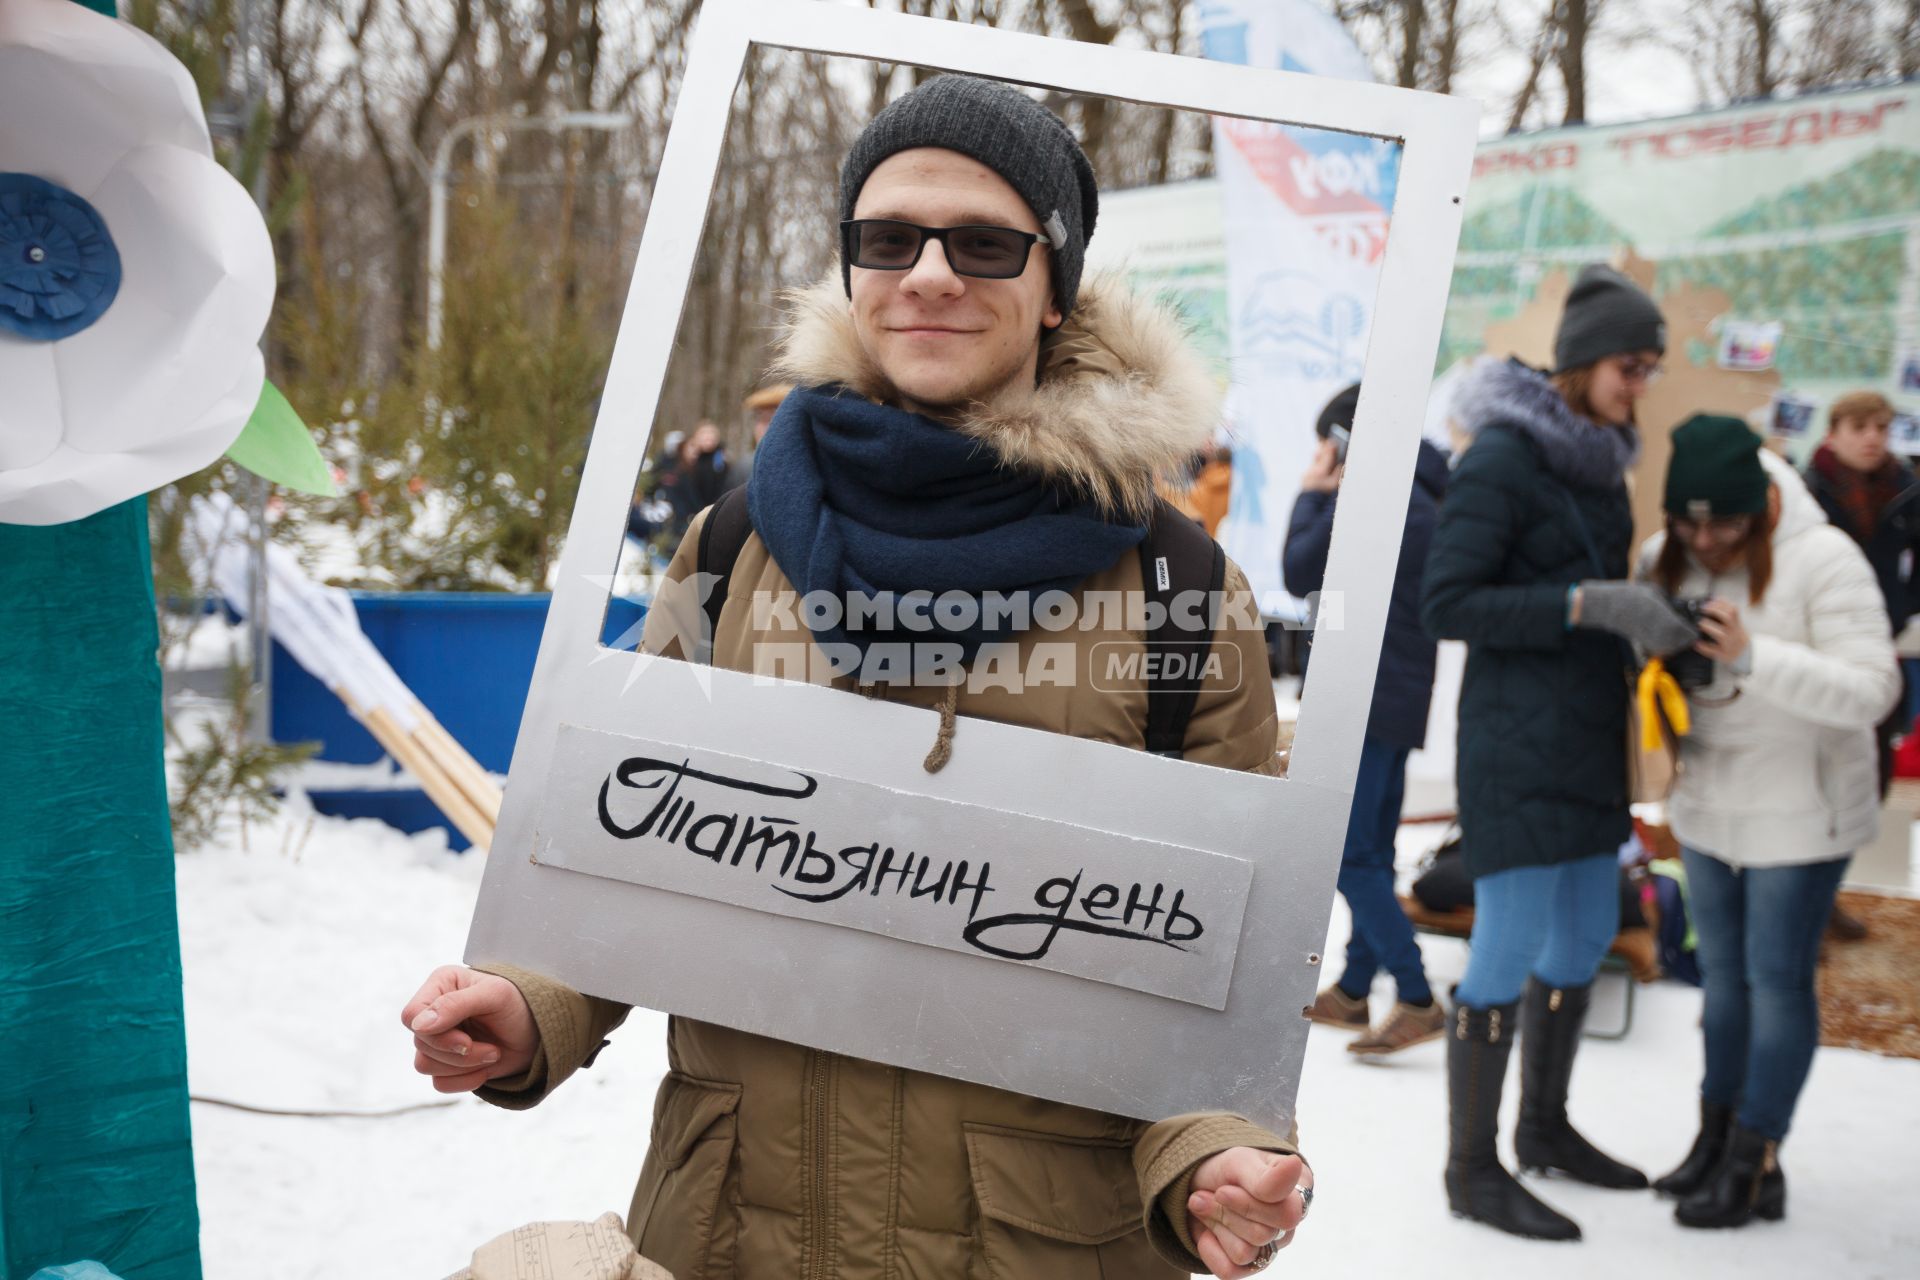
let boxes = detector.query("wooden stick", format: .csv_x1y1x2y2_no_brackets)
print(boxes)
336,690,494,851
411,715,503,825
364,706,494,851
415,731,502,827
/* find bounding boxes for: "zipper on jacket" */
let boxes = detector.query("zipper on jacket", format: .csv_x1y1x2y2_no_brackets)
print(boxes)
803,1049,834,1280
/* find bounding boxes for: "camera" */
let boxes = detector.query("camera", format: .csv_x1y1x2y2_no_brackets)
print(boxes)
1663,597,1715,691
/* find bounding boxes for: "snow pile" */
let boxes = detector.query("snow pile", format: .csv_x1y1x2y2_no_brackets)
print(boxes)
178,799,664,1279
179,804,1920,1278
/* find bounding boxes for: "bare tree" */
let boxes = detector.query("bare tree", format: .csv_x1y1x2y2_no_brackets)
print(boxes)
1330,0,1498,94
1393,0,1427,86
1430,0,1464,93
1792,0,1901,86
1500,0,1562,131
352,1,478,358
1668,0,1910,104
1743,0,1785,96
1556,0,1590,122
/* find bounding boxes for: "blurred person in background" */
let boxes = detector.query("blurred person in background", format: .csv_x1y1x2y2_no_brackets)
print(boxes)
1640,416,1898,1228
1801,392,1920,784
625,429,685,548
1422,265,1697,1241
1172,437,1233,535
657,421,734,539
744,382,793,444
1287,382,1451,1056
731,382,794,491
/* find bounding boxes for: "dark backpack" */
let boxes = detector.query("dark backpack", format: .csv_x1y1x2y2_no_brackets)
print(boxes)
694,487,1226,758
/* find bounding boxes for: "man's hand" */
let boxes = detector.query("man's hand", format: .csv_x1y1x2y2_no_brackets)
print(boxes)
1298,439,1342,493
400,965,539,1093
1186,1148,1311,1277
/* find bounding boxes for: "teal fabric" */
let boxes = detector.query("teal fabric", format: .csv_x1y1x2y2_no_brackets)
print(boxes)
0,498,202,1279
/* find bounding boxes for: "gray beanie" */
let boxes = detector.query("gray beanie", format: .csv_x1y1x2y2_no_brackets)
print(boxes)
839,74,1099,319
1554,264,1667,373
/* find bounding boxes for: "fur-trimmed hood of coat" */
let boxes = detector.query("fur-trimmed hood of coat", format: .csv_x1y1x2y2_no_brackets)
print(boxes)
1452,356,1640,491
768,273,1221,518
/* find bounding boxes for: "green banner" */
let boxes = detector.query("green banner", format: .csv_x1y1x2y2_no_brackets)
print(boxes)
1098,83,1920,434
1444,85,1920,419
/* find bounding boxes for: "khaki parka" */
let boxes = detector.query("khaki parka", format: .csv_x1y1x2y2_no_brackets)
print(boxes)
477,276,1297,1279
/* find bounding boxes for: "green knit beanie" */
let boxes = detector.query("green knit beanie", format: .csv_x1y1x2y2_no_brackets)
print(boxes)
1664,414,1769,518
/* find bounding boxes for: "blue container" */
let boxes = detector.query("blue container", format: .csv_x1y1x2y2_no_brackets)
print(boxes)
273,592,647,843
304,787,479,852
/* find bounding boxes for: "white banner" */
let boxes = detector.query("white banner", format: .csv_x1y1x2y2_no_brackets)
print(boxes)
1198,0,1399,615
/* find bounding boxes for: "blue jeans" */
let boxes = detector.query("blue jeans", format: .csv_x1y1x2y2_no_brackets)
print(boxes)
1683,847,1849,1141
1454,853,1618,1007
1335,737,1432,1004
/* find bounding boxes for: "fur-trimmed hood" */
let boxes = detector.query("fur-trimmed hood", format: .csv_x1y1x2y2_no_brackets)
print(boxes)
768,272,1221,518
1452,356,1639,491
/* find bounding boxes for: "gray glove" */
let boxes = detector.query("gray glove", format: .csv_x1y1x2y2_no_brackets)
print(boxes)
1573,581,1699,654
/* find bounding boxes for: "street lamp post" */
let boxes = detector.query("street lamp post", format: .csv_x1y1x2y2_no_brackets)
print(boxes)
426,111,633,351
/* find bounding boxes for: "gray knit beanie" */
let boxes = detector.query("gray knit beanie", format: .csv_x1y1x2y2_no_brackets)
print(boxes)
1554,264,1667,373
839,74,1099,319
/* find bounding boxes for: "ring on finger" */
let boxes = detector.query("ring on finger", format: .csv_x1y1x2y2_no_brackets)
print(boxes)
1250,1238,1280,1271
1298,1184,1313,1219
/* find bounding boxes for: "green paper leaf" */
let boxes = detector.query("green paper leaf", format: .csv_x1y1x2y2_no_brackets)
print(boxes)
226,380,338,496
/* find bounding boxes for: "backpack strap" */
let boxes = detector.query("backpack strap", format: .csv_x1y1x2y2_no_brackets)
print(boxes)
1137,498,1227,758
695,486,753,663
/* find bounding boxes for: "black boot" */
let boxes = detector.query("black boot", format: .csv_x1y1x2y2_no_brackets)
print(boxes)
1445,999,1582,1241
1676,1124,1786,1228
1653,1099,1735,1198
1514,978,1649,1189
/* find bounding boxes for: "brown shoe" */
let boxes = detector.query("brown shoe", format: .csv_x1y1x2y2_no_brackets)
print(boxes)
1309,985,1369,1030
1348,999,1446,1056
1826,905,1869,942
1609,928,1661,984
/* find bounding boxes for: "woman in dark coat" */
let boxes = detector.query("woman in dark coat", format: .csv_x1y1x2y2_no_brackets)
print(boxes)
1421,266,1698,1242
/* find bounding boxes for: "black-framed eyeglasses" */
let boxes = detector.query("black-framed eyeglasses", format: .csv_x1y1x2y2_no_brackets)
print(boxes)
840,219,1049,279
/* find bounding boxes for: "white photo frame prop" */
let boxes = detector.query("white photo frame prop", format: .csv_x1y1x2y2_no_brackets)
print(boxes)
466,0,1477,1133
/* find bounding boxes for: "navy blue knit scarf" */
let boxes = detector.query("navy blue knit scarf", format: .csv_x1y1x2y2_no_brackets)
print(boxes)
746,385,1146,668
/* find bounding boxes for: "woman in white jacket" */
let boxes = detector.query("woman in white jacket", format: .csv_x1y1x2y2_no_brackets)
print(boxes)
1638,415,1900,1229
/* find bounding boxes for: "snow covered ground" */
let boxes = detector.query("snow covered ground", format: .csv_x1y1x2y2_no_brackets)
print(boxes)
179,798,1920,1279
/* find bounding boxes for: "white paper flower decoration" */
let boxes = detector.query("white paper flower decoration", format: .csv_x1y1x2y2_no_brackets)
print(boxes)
0,0,275,525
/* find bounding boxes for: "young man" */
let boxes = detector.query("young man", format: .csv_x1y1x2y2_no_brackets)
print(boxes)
1803,391,1920,796
1284,383,1449,1055
727,381,793,491
401,76,1310,1280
